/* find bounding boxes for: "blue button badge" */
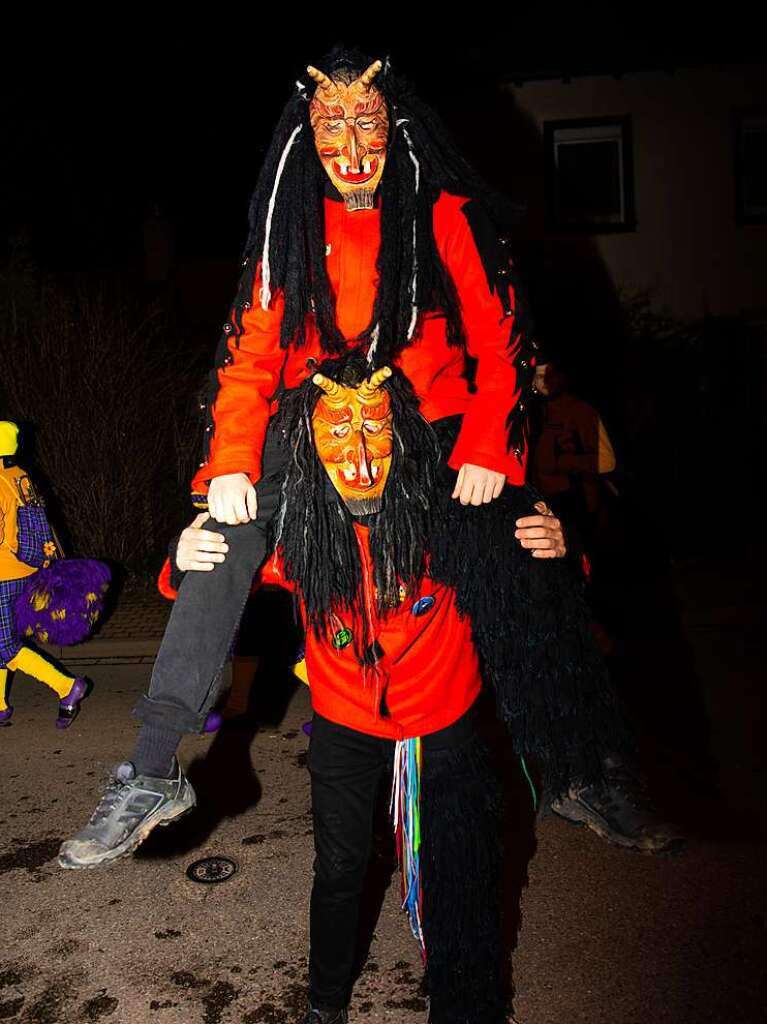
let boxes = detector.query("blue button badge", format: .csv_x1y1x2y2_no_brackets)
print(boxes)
411,595,435,617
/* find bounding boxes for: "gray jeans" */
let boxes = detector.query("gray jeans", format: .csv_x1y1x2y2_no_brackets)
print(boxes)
133,419,289,733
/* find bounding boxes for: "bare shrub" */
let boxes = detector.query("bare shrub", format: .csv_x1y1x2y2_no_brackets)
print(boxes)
1,271,204,572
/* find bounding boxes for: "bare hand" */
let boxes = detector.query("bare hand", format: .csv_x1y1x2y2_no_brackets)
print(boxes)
451,464,506,506
208,472,257,525
176,513,229,572
515,501,566,558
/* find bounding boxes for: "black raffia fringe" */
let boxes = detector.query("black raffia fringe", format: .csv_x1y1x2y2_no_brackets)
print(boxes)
421,733,507,1024
428,420,632,800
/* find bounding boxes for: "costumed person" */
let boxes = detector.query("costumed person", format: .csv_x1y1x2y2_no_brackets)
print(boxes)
530,355,617,548
0,421,90,728
65,354,622,1024
60,45,568,873
529,357,681,852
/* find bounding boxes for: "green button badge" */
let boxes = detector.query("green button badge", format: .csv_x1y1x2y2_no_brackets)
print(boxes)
332,627,353,650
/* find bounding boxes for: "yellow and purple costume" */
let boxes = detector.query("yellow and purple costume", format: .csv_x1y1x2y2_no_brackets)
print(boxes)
0,422,80,722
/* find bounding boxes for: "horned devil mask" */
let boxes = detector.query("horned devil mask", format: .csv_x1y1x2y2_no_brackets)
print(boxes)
308,60,389,212
311,366,394,515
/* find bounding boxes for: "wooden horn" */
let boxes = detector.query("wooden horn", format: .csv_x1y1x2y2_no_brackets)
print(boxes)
358,366,392,398
355,60,383,90
306,66,338,98
313,373,344,399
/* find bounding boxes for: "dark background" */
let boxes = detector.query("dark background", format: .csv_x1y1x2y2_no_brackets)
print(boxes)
1,39,764,571
1,33,765,1024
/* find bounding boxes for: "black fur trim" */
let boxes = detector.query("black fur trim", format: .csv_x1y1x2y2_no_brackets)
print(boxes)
460,199,536,461
421,732,507,1024
428,419,632,798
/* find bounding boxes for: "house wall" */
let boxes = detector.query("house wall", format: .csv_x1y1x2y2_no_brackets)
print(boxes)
503,65,767,320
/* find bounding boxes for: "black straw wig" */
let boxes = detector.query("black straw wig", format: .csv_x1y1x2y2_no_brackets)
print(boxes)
270,351,441,652
218,47,518,361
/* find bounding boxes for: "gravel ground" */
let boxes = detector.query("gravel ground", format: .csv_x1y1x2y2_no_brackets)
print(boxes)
1,585,764,1024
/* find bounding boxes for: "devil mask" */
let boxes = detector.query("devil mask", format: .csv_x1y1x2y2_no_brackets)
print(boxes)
308,60,389,212
311,366,394,515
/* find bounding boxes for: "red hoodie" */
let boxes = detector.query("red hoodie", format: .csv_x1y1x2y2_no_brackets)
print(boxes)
159,520,481,740
192,191,526,494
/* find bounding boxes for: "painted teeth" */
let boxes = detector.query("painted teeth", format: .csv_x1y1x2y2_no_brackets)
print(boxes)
371,464,379,480
342,466,356,481
338,159,349,174
363,159,371,173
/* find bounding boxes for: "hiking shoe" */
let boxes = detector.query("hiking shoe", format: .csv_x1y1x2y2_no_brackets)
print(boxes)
550,757,683,853
55,677,90,729
302,1008,348,1024
58,759,195,869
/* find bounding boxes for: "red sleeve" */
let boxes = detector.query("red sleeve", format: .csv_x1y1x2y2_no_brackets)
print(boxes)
257,547,295,591
156,549,294,601
191,264,287,493
434,196,527,485
157,558,178,600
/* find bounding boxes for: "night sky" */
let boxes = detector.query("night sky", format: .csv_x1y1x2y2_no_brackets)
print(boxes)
4,34,509,270
4,33,727,272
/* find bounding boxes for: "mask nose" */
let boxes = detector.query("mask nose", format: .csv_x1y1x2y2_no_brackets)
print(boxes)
355,433,372,487
344,124,365,173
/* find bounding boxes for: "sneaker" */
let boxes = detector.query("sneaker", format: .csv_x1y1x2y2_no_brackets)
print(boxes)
0,707,12,727
303,1009,348,1024
550,758,683,853
58,759,195,869
56,677,90,729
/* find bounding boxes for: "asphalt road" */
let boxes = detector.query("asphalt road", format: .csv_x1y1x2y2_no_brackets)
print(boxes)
1,567,764,1024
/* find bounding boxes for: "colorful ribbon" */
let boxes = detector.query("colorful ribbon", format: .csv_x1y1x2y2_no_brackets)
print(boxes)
391,736,425,957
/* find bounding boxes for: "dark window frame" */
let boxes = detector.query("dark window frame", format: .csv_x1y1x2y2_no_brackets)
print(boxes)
733,107,767,225
544,114,637,234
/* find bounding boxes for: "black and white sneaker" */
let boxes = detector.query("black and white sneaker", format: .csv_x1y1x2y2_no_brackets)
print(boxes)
58,759,195,869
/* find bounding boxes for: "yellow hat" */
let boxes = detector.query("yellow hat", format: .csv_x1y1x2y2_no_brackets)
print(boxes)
0,422,19,457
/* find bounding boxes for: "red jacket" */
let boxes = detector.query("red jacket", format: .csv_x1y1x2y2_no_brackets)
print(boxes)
192,191,526,493
159,521,481,740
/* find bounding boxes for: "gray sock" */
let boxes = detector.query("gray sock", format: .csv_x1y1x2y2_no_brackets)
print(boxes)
131,723,183,779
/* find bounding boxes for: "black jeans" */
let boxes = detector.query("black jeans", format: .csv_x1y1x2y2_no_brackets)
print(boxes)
133,419,290,733
307,705,503,1020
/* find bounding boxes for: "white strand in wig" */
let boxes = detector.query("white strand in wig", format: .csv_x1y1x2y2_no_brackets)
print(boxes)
367,322,381,365
400,124,421,340
260,123,303,310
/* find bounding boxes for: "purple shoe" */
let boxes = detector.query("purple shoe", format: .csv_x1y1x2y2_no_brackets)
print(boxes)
56,677,90,730
302,720,313,737
203,710,223,734
0,706,13,727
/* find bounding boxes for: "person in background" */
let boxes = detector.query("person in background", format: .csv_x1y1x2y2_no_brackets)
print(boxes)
0,421,88,728
529,359,681,854
531,358,616,553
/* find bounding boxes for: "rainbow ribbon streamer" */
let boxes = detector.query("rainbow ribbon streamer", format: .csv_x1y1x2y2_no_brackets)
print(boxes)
391,736,425,957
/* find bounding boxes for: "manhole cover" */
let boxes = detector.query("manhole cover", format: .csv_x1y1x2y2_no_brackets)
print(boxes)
186,856,238,884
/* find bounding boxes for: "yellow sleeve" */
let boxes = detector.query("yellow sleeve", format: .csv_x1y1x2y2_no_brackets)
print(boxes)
0,482,14,551
597,418,617,474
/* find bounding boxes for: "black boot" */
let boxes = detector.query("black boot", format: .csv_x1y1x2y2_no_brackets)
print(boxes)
302,1007,348,1024
550,754,684,853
